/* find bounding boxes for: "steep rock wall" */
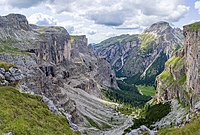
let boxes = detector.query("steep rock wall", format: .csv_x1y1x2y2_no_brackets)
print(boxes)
184,24,200,106
156,22,200,108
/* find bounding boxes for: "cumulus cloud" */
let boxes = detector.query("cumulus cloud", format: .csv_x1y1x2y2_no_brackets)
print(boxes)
28,13,58,26
195,1,200,14
44,0,189,27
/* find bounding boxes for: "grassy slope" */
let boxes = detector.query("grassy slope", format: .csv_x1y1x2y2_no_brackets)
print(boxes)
94,34,138,48
0,39,28,55
0,86,80,135
187,21,200,30
159,115,200,135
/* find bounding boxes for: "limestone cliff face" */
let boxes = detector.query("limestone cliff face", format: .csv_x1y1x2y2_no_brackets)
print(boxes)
156,22,200,108
0,14,123,133
184,24,200,106
93,22,184,85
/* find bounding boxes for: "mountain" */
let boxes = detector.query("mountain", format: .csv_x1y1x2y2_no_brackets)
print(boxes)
93,22,184,85
0,14,130,135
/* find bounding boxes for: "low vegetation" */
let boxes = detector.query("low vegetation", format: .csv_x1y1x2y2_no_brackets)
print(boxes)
165,56,184,70
84,115,100,129
115,104,137,115
123,102,171,134
0,86,80,135
159,115,200,135
103,80,151,107
84,115,111,130
187,21,200,30
0,61,15,71
38,26,62,32
0,38,28,55
94,34,138,48
139,33,157,53
136,85,156,96
159,70,174,84
70,35,82,43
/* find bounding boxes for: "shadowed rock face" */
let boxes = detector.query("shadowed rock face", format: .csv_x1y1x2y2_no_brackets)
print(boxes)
0,14,123,133
93,22,184,85
156,22,200,108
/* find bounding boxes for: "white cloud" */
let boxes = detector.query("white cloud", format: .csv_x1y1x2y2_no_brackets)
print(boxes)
44,0,189,27
28,13,58,26
195,1,200,14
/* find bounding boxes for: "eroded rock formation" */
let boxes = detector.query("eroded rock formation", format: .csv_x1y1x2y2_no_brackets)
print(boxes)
0,14,124,134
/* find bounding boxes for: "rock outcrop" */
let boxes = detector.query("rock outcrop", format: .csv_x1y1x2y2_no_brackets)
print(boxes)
0,66,23,86
0,14,125,134
127,125,156,135
93,22,184,85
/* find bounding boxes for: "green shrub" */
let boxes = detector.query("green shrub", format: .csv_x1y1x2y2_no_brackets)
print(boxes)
0,61,15,71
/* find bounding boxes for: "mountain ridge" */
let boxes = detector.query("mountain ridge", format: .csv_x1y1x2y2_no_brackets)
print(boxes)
93,21,184,86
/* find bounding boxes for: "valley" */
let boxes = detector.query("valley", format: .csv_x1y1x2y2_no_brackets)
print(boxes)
0,13,199,135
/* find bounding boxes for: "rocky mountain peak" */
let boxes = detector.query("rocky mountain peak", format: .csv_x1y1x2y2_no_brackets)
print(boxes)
0,13,29,30
144,21,172,34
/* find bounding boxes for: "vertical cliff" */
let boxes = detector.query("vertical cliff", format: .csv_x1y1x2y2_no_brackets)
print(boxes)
184,22,200,106
156,22,200,108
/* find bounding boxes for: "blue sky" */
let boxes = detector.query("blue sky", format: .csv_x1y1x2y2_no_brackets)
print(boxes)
0,0,199,43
